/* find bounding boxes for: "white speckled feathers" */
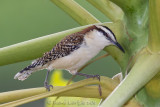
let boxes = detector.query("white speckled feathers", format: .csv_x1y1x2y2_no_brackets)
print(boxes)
48,29,111,74
14,25,116,80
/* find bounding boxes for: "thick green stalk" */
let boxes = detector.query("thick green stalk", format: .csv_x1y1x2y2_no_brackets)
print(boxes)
51,0,100,25
0,77,140,107
0,22,125,67
0,76,118,106
148,0,160,52
109,0,144,13
0,88,46,104
87,0,124,22
100,50,160,107
0,0,102,66
0,86,110,104
110,0,148,55
110,0,148,34
0,26,86,66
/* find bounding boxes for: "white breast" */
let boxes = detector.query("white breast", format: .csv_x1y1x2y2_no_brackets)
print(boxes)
47,30,110,75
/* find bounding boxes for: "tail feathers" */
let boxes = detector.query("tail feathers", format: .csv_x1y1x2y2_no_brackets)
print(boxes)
14,70,33,81
14,60,44,81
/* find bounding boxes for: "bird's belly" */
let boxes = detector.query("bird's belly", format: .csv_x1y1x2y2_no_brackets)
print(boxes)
47,45,101,74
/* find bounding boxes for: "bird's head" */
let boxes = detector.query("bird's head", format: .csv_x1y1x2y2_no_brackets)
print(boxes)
95,25,125,53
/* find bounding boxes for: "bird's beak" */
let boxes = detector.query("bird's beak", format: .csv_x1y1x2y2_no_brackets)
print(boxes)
114,42,125,53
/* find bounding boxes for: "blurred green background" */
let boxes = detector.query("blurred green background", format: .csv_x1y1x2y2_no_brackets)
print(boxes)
0,0,120,107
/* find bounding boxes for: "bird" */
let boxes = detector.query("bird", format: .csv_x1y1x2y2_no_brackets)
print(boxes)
14,25,125,93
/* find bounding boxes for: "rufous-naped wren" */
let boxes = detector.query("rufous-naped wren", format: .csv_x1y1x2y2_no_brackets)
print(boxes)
14,25,125,93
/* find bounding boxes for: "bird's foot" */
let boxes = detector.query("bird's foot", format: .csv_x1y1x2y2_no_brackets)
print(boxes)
44,81,53,91
76,72,102,96
85,74,100,81
85,74,102,96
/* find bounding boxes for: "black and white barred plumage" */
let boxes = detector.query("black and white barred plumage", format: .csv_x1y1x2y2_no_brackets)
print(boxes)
14,25,124,81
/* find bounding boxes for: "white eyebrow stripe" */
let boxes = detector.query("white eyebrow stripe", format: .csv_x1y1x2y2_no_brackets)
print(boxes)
95,25,116,42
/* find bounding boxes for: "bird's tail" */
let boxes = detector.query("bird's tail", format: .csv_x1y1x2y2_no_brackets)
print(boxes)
14,61,41,81
14,69,33,81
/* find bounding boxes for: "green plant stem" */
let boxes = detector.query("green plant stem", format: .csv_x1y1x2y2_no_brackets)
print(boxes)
0,26,85,66
51,0,100,25
109,0,148,35
109,0,143,13
0,25,90,66
0,76,118,107
110,0,148,57
0,86,109,104
0,22,125,67
0,77,140,107
148,0,160,52
100,51,160,107
0,87,46,104
87,0,124,22
0,0,102,66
